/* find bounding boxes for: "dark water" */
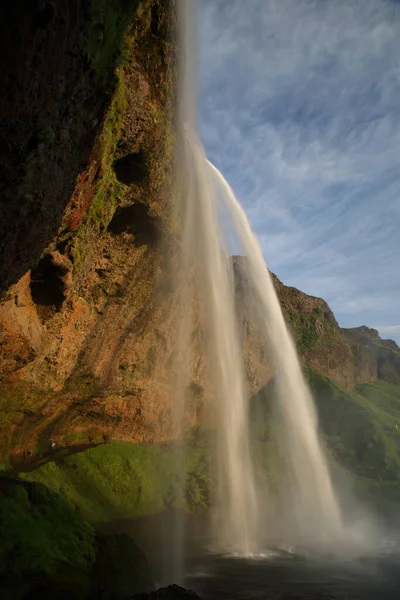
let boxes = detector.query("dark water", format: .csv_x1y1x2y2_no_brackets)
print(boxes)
184,548,400,599
99,512,400,599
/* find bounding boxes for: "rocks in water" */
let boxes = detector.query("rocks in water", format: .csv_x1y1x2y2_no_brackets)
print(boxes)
131,583,202,599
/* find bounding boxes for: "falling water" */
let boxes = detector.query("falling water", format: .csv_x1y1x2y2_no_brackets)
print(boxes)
176,2,258,554
207,162,345,549
175,0,352,555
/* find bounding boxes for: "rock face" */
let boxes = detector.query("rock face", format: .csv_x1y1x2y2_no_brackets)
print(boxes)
131,584,202,600
233,256,355,389
0,1,399,465
343,326,400,385
233,256,400,390
0,0,132,291
0,0,189,462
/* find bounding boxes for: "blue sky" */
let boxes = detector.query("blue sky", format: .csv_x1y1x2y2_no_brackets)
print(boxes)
197,0,400,344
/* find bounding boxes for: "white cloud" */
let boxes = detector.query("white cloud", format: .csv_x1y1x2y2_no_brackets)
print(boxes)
376,325,400,343
198,0,400,342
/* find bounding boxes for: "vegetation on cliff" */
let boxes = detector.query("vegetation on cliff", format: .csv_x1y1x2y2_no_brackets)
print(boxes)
23,430,212,523
0,478,94,576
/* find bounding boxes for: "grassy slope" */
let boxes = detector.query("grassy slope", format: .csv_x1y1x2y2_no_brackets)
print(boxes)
1,373,398,587
23,429,212,523
251,372,400,516
307,370,400,482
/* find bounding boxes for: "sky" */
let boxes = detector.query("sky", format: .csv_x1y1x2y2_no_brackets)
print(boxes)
197,0,400,344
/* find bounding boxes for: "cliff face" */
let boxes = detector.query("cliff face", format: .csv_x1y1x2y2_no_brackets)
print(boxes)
1,1,399,467
233,256,400,390
277,284,400,387
0,0,192,463
0,0,144,292
343,326,400,385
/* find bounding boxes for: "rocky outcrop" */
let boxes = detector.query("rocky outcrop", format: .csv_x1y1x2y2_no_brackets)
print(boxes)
343,326,400,385
234,256,356,388
0,0,134,292
272,273,357,387
132,585,202,599
233,256,400,390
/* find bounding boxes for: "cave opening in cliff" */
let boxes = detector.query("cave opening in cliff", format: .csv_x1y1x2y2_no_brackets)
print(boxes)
113,151,147,185
30,254,68,318
151,3,160,36
108,203,159,246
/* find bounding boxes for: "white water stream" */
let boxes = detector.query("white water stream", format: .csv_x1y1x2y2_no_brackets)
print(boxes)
174,0,368,557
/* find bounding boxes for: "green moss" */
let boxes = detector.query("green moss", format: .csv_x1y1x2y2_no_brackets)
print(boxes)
38,125,56,145
24,430,213,523
284,310,320,350
0,385,49,461
86,0,141,87
88,74,128,233
0,475,155,598
70,237,84,272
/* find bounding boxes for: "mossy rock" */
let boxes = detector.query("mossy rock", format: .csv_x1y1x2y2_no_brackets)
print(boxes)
0,475,155,598
0,476,95,597
95,533,155,597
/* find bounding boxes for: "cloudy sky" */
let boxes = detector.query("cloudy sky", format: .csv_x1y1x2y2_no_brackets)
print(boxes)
196,0,400,343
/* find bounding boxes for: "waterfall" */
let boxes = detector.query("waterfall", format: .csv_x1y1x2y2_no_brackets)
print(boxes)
207,161,344,549
174,0,370,557
178,126,260,553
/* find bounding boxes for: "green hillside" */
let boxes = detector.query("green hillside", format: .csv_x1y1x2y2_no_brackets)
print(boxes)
251,371,400,516
308,371,400,482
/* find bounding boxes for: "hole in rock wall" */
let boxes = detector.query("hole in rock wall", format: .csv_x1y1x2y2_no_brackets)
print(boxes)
30,254,68,320
108,204,159,247
150,3,160,36
113,151,147,186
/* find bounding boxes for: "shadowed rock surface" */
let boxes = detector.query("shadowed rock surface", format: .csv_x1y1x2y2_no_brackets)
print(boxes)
132,584,202,599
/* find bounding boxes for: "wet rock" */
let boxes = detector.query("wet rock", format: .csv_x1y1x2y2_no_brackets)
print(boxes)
130,583,202,599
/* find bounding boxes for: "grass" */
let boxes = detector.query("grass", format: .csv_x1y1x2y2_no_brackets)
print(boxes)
24,429,213,523
0,475,155,598
20,376,397,527
3,373,399,582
